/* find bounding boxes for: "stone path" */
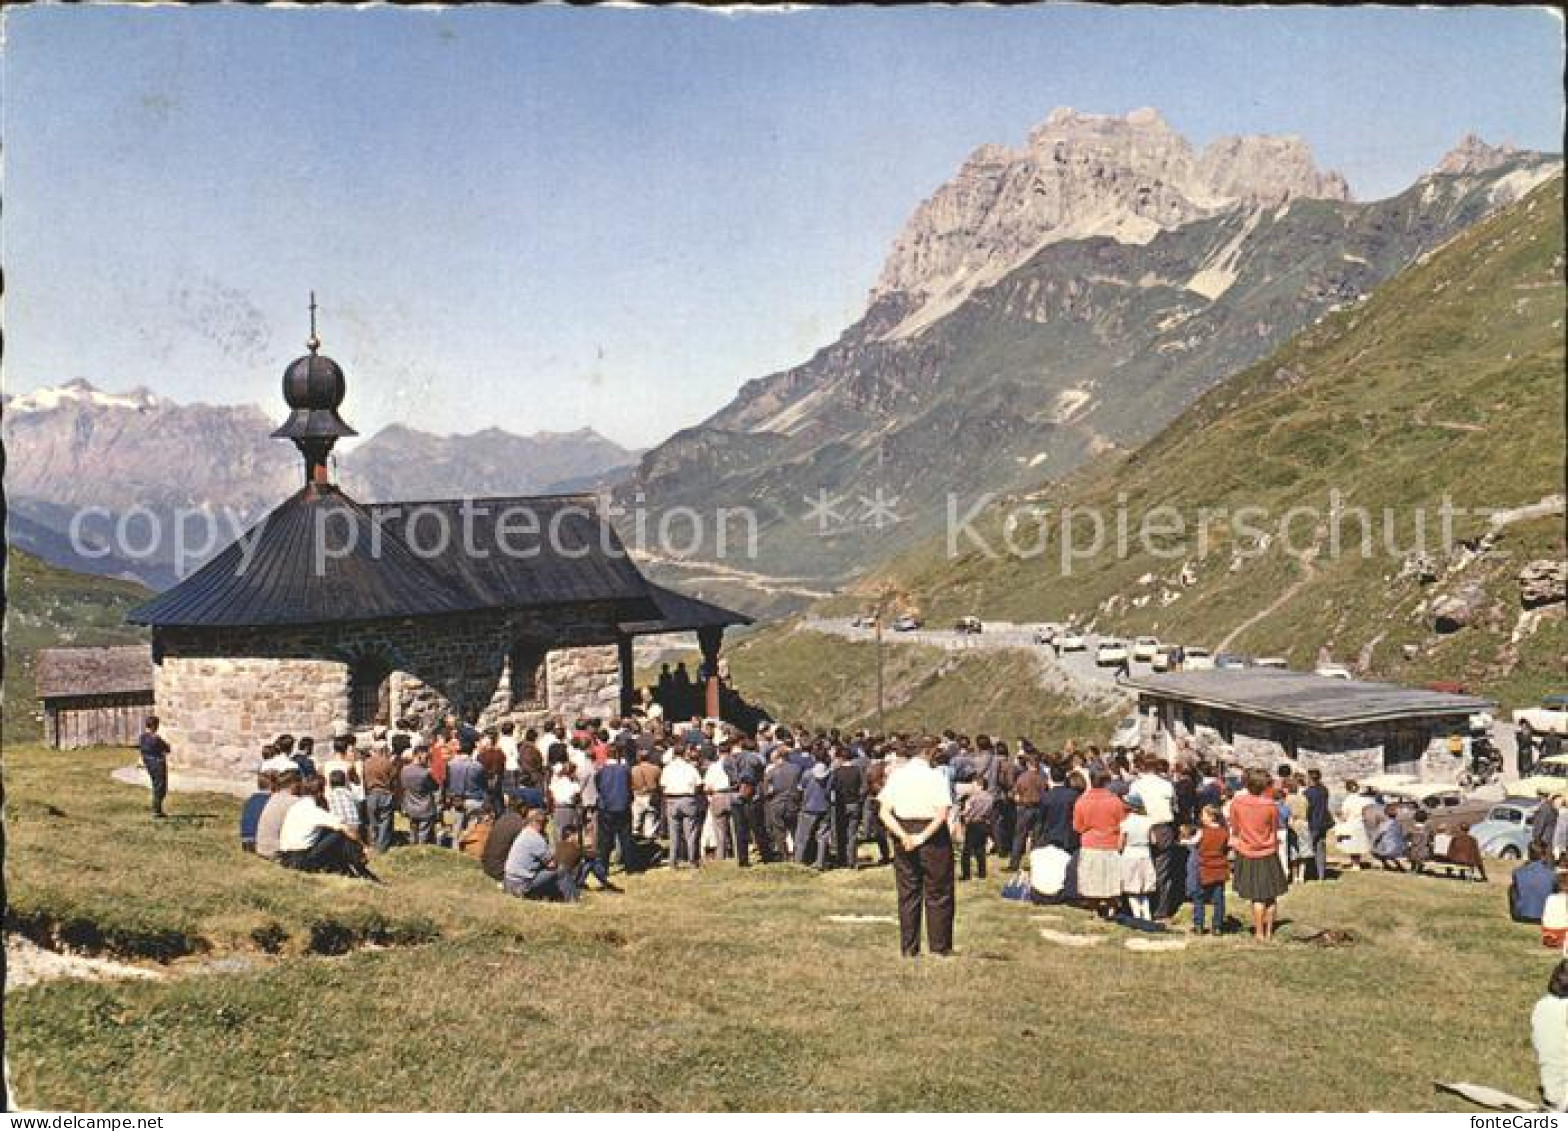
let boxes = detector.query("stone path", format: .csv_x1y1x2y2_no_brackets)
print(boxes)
109,764,252,798
5,935,163,991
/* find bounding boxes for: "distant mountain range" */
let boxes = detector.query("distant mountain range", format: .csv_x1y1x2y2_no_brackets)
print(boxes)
625,109,1561,584
2,379,639,587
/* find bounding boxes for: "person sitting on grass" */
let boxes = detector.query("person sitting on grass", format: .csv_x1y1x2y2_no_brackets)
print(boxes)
483,801,531,884
1534,959,1568,1111
1406,809,1432,874
1373,804,1408,872
1445,823,1488,883
504,810,584,902
1192,804,1230,936
326,769,364,843
254,767,304,861
1511,843,1558,924
240,768,276,853
277,778,379,881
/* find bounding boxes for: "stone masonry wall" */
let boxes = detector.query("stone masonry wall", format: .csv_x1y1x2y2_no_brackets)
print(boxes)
154,604,632,777
154,655,348,777
1143,695,1466,786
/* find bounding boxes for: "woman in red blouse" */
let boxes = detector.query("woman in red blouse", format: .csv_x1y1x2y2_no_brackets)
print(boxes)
1229,768,1289,941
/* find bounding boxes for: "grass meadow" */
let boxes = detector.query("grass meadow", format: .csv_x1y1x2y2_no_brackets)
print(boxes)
3,742,1555,1111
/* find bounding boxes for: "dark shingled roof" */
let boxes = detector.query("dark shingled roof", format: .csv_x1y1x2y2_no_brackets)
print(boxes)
1123,669,1495,728
37,646,155,699
127,487,485,627
367,496,654,613
618,582,755,635
125,487,750,631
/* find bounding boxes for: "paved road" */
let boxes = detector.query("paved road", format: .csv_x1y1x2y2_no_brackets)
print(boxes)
803,616,1138,707
803,616,1531,785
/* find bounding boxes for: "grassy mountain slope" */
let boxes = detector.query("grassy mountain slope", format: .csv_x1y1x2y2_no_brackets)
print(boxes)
3,549,151,740
641,625,1116,747
873,176,1566,710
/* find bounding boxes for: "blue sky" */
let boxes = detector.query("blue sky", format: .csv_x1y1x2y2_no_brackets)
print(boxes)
3,5,1562,448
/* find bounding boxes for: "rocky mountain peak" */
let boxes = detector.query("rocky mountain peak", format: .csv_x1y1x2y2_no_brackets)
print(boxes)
869,107,1350,339
5,379,165,414
1434,133,1520,176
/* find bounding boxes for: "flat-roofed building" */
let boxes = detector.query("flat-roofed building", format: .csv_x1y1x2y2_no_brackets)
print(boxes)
1123,669,1494,783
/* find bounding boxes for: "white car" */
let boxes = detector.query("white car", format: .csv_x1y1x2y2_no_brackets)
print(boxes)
1110,714,1142,751
1184,647,1215,671
1255,657,1289,670
1031,624,1060,645
1315,663,1353,680
1151,647,1174,673
1058,630,1088,652
1132,636,1161,663
1095,639,1130,667
1515,695,1568,738
891,615,922,632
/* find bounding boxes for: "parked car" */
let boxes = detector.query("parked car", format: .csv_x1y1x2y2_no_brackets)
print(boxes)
1471,798,1544,860
1110,714,1142,752
1132,636,1161,663
1514,694,1568,738
1031,624,1060,645
1375,781,1495,835
1315,663,1353,680
1255,656,1289,670
851,613,877,629
1095,639,1130,667
1513,754,1568,799
1151,647,1174,672
1184,647,1215,671
1058,630,1088,652
954,616,983,635
891,614,922,632
1214,652,1251,671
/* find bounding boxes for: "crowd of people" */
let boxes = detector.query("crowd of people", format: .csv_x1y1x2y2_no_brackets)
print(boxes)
141,706,1354,947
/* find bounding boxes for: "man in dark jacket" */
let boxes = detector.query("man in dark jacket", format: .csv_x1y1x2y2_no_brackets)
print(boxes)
1303,768,1333,882
724,740,769,866
1039,767,1083,853
590,749,634,886
830,746,865,868
764,746,803,861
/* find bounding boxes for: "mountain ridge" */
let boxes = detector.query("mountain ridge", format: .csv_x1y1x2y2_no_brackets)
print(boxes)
626,120,1560,588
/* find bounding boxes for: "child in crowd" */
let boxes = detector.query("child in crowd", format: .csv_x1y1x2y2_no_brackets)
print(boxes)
1119,794,1156,921
1193,804,1230,935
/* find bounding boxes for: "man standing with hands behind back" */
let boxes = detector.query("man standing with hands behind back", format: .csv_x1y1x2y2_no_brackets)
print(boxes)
878,738,955,957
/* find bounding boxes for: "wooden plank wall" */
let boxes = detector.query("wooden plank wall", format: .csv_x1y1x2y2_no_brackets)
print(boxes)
43,694,154,750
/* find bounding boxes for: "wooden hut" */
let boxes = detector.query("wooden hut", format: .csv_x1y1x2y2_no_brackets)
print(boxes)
37,646,156,749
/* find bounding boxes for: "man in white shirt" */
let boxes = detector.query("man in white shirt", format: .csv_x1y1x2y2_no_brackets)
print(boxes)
661,746,705,869
1133,756,1179,918
498,721,521,778
277,781,377,880
703,751,734,860
878,739,955,957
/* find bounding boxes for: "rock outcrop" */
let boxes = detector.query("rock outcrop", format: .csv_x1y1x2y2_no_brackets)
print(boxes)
869,107,1350,338
1435,133,1521,176
1519,559,1568,609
